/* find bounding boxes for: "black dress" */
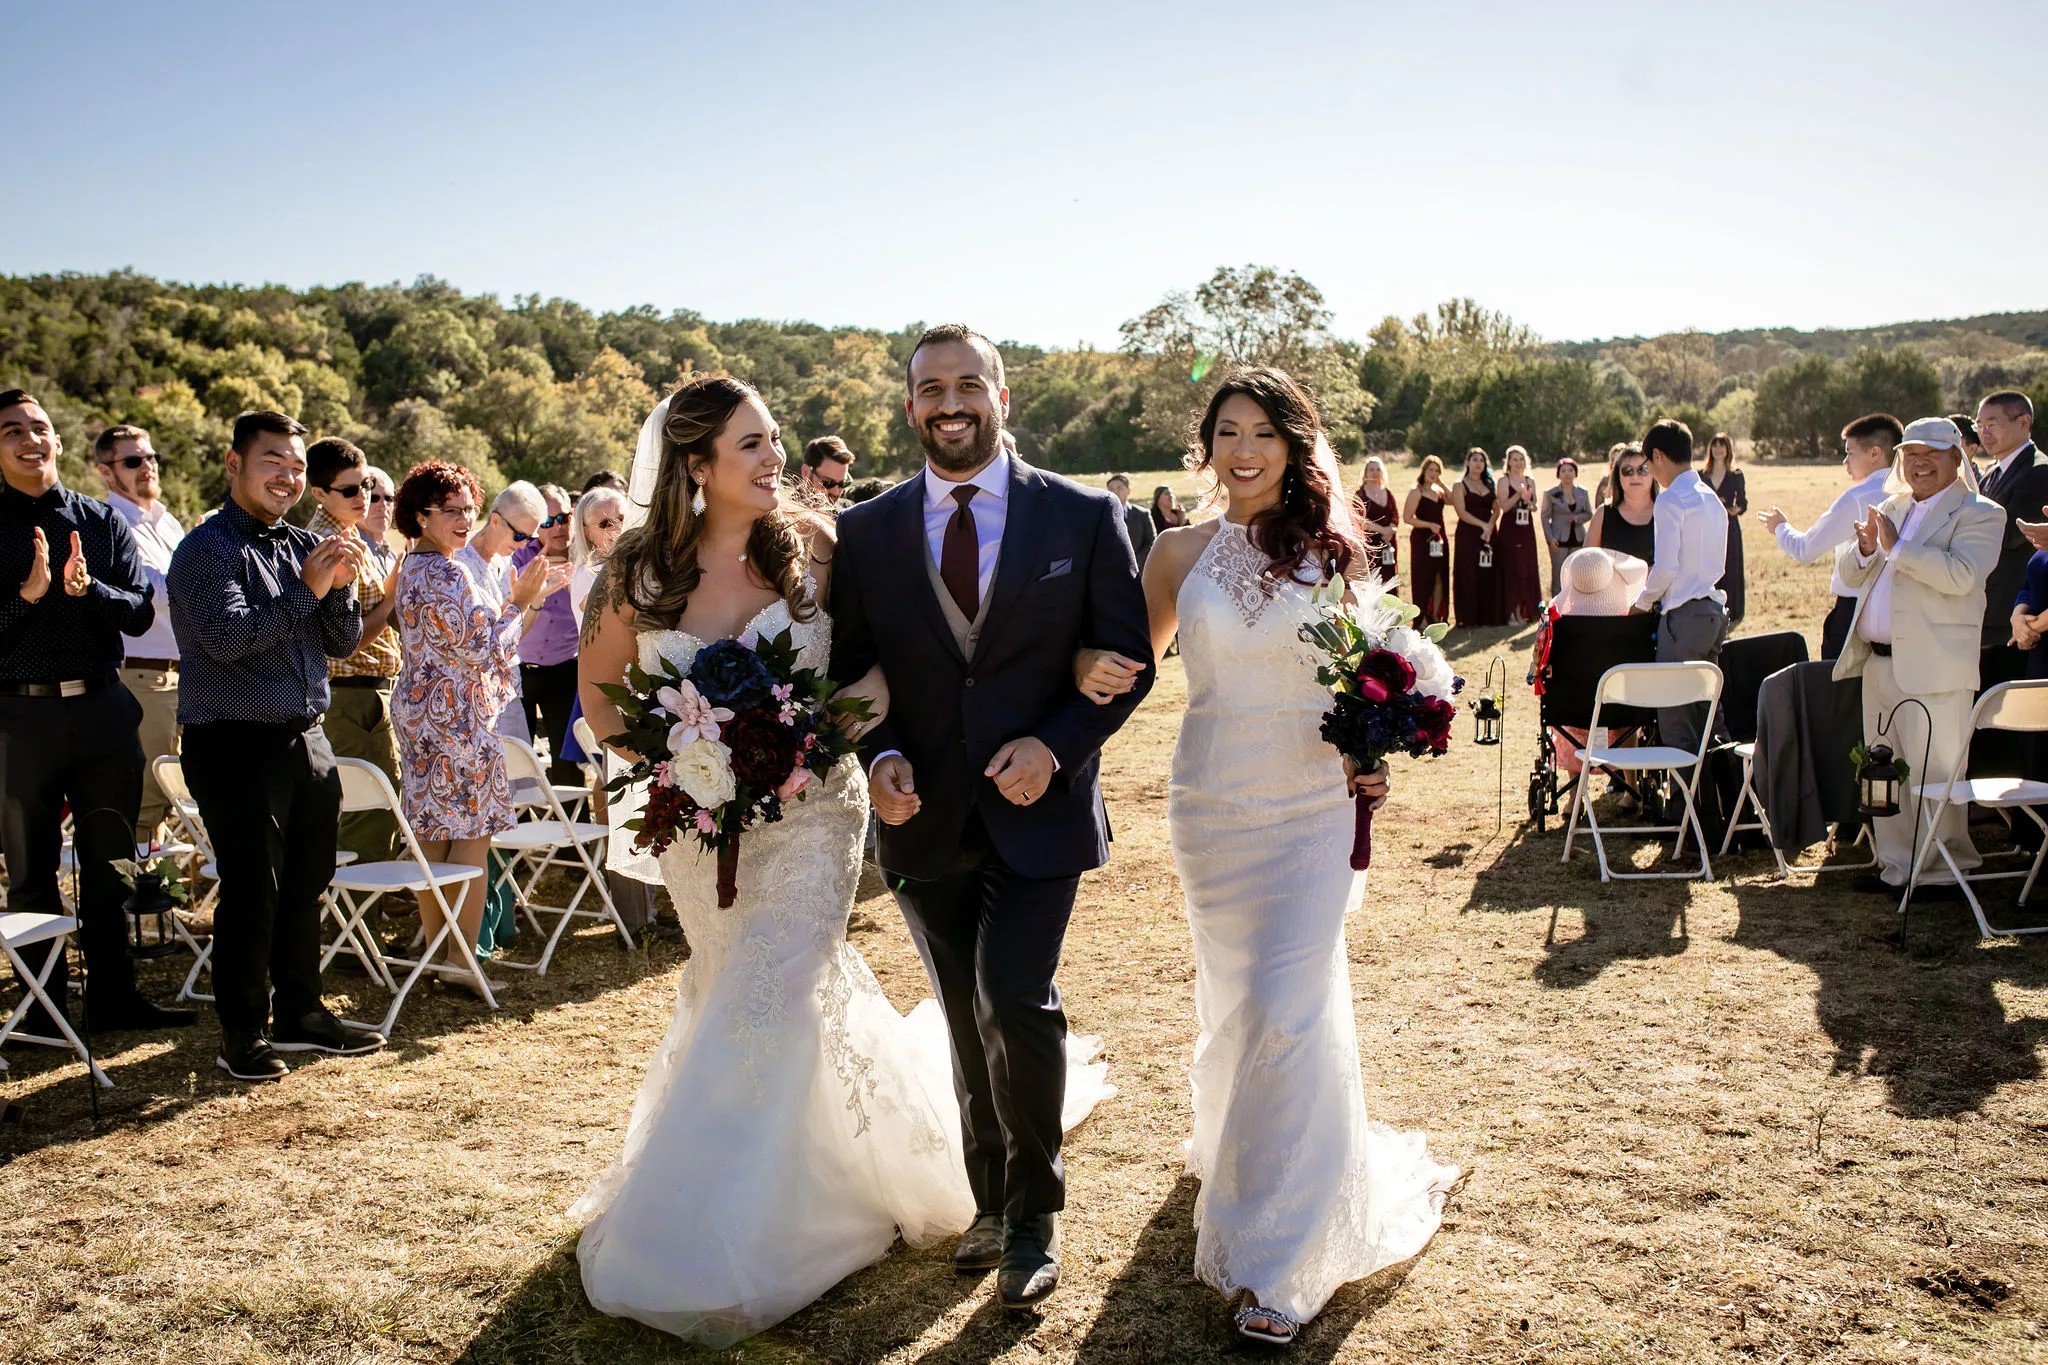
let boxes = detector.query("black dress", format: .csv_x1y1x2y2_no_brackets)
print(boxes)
1709,468,1747,623
1453,482,1504,627
1599,503,1656,566
1353,486,1400,578
1409,493,1449,625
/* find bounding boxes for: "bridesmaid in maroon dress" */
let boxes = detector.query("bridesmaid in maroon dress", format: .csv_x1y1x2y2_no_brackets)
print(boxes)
1403,454,1450,624
1494,445,1543,625
1450,447,1505,627
1352,456,1401,582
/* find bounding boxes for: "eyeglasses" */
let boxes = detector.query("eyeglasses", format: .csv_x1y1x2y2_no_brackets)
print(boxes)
324,481,366,498
593,516,623,531
432,504,478,520
367,491,390,505
493,512,534,543
1618,464,1650,477
101,453,159,471
537,513,570,530
815,475,846,491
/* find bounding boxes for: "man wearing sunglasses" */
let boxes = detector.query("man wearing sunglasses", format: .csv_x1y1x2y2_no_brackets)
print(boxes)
307,437,404,865
94,423,185,844
800,434,856,507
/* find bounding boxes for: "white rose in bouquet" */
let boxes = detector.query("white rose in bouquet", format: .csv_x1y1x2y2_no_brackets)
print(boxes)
670,737,737,808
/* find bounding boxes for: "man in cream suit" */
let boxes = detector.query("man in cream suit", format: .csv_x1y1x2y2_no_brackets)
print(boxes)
1834,417,2008,889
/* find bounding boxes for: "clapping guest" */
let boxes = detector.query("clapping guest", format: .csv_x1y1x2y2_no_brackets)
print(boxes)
514,483,581,784
1760,413,1898,660
1540,456,1592,596
1835,418,2004,890
307,438,404,865
568,484,626,626
455,479,551,740
168,410,382,1081
1588,442,1656,563
93,422,184,844
1703,433,1748,624
361,465,398,547
1975,391,2048,693
0,390,194,1035
391,462,553,990
1403,454,1450,624
1450,447,1504,627
1494,445,1542,625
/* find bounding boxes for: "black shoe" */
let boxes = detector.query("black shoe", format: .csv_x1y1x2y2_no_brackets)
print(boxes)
86,990,198,1033
217,1031,288,1083
270,1010,386,1056
998,1214,1060,1311
953,1211,1005,1273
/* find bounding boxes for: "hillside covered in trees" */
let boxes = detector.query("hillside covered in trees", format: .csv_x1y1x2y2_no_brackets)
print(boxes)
4,267,2044,521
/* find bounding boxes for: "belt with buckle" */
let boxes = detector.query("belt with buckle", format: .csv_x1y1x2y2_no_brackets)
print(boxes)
1867,641,1893,657
123,656,178,673
0,671,117,699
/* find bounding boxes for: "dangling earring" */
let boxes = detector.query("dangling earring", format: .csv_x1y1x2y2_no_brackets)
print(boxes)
690,480,706,516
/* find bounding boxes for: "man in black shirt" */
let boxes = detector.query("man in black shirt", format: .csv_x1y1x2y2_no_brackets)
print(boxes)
0,389,196,1034
167,410,384,1082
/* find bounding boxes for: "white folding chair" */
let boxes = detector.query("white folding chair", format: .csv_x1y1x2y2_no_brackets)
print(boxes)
1717,740,1875,880
1900,680,2048,939
326,758,493,1036
1562,662,1722,882
572,715,603,792
491,736,634,974
0,912,111,1088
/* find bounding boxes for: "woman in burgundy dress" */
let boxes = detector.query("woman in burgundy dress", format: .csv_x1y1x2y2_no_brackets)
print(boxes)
1493,445,1543,625
1403,454,1450,624
1352,456,1400,582
1449,447,1504,627
1703,432,1746,624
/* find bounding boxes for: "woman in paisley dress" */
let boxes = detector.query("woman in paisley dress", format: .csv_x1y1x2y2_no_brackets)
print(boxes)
1080,367,1459,1346
390,460,555,982
569,375,1110,1348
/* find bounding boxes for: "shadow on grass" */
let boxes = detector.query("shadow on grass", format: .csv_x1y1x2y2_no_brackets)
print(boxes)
1459,821,1692,985
458,1227,983,1364
1071,1175,1416,1364
1726,873,2048,1119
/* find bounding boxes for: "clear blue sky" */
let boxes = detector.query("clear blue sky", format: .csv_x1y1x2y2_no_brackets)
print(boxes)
10,1,2042,348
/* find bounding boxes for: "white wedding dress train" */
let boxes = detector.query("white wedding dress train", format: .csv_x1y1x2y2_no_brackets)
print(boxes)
1168,521,1460,1325
570,604,1111,1348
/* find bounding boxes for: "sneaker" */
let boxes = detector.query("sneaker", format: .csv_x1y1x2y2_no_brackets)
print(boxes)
217,1031,288,1082
270,1009,386,1056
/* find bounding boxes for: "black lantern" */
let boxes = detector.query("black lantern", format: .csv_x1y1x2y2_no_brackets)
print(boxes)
1856,743,1903,818
122,866,184,958
1472,694,1504,746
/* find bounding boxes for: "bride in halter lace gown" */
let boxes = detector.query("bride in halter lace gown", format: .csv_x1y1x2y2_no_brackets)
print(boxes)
569,379,1108,1348
1083,368,1459,1345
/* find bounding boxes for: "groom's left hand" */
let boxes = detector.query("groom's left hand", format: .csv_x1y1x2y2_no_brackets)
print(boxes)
987,737,1056,806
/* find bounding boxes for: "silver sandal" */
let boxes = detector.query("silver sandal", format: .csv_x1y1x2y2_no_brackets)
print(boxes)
1233,1298,1299,1346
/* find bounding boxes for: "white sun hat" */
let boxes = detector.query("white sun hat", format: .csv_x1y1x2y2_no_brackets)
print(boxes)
1552,546,1649,617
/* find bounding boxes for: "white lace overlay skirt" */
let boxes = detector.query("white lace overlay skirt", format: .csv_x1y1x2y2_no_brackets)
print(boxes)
1170,782,1461,1324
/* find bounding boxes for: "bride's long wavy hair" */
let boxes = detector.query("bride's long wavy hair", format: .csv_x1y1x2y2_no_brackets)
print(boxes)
1190,366,1363,586
607,373,816,631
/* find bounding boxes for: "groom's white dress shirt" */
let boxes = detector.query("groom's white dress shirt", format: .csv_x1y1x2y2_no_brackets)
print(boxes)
1634,468,1729,613
921,449,1011,601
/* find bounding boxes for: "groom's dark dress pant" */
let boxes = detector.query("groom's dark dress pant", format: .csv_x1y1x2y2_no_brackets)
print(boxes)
890,810,1078,1222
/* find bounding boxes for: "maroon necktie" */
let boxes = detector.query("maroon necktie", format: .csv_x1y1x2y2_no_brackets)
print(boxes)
941,485,980,620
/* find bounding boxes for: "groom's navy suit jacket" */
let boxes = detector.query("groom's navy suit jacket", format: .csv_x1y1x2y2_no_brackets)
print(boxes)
830,457,1155,882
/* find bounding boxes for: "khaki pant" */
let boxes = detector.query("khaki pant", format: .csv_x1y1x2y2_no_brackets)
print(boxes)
1863,651,1979,886
323,682,401,865
119,664,181,843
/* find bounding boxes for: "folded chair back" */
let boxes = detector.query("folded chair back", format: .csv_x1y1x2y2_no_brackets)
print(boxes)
1972,679,2048,734
1597,661,1722,714
337,758,404,816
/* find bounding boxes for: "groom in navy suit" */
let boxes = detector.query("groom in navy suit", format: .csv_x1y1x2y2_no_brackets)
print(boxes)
830,325,1154,1310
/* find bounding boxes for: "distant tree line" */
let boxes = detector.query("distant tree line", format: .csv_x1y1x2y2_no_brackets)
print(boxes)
4,267,2043,523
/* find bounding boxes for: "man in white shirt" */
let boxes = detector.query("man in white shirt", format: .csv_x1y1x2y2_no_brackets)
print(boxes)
1632,419,1729,757
1760,412,1900,660
1833,418,2006,889
94,423,184,842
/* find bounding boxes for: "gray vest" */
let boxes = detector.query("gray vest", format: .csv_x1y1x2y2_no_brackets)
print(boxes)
924,532,995,660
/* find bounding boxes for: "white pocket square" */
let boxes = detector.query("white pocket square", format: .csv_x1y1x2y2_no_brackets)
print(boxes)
1038,559,1073,580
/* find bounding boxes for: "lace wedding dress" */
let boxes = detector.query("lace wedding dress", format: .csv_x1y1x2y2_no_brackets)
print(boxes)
1169,520,1461,1325
570,596,1111,1348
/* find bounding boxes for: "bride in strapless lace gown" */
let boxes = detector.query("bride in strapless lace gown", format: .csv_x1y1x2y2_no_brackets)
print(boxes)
569,381,1108,1349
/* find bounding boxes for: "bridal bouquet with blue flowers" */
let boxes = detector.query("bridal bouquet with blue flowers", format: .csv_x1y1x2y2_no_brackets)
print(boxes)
597,628,873,907
1298,578,1462,870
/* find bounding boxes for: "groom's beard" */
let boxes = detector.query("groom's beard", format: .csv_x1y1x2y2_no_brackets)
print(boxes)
919,410,1002,474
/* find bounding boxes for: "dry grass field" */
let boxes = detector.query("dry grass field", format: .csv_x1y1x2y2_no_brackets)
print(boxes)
2,461,2044,1365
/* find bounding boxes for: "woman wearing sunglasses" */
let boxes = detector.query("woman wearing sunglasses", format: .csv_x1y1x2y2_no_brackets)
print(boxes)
1588,442,1657,565
568,484,627,626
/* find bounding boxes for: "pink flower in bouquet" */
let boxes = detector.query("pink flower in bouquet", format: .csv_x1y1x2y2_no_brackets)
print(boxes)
776,768,815,800
772,683,794,702
1353,648,1418,704
659,680,735,752
694,809,717,835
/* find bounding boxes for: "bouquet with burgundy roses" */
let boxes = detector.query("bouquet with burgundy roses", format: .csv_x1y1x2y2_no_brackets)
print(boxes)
597,628,872,907
1298,578,1462,870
